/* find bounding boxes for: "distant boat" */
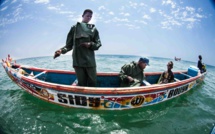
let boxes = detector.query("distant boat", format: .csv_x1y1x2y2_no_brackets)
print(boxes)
175,56,181,61
2,55,207,110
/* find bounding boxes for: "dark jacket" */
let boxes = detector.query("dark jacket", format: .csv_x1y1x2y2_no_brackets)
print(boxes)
61,22,102,67
119,61,145,87
197,60,203,72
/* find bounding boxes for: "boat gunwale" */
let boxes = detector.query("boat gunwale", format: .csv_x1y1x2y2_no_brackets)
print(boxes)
4,63,204,95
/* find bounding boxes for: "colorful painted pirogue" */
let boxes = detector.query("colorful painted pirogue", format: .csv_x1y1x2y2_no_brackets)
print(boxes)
2,55,207,110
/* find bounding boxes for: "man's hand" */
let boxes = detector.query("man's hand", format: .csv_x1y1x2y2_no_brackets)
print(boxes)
53,49,62,59
127,76,134,83
80,42,91,48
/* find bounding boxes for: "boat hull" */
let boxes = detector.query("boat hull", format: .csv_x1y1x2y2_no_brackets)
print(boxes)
2,58,206,110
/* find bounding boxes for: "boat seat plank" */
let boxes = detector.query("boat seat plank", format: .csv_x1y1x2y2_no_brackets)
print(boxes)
174,78,180,82
33,71,47,79
180,73,192,78
142,80,151,86
71,79,78,86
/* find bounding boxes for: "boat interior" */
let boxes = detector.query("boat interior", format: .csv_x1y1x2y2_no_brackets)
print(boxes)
11,65,199,88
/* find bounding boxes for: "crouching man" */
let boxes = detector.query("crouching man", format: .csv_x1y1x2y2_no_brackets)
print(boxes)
119,57,149,87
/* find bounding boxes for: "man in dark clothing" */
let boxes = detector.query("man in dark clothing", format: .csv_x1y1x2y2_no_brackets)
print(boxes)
119,57,149,87
159,61,174,84
198,55,203,72
197,55,206,73
53,9,102,87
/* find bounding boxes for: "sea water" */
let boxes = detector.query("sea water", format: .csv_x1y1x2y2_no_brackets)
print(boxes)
0,55,214,134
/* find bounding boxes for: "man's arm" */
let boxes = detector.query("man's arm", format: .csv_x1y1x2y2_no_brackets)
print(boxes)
53,26,75,59
61,26,75,54
119,65,128,82
170,72,175,82
119,64,134,83
89,28,102,51
159,72,165,84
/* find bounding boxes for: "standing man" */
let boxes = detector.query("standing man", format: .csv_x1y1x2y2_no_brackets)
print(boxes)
119,57,149,87
53,9,102,87
197,55,206,73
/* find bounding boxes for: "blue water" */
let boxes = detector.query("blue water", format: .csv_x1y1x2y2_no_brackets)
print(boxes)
0,55,215,134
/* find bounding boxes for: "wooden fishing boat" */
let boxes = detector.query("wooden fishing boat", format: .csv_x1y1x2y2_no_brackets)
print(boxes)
175,56,181,61
2,55,207,110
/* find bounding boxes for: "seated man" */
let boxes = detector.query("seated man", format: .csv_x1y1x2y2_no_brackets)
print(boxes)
119,57,149,87
159,61,174,84
18,68,34,77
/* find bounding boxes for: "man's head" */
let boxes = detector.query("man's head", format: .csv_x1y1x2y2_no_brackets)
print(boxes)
82,9,93,23
138,57,149,70
167,61,173,70
199,55,202,60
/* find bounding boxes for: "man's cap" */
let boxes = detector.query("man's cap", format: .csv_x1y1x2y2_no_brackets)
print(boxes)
139,57,150,66
167,61,173,68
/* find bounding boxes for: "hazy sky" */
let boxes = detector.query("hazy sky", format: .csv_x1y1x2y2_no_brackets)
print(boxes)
0,0,215,66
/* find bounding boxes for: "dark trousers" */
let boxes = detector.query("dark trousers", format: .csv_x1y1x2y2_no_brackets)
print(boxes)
74,67,97,87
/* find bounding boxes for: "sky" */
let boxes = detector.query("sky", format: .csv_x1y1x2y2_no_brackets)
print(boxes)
0,0,215,66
